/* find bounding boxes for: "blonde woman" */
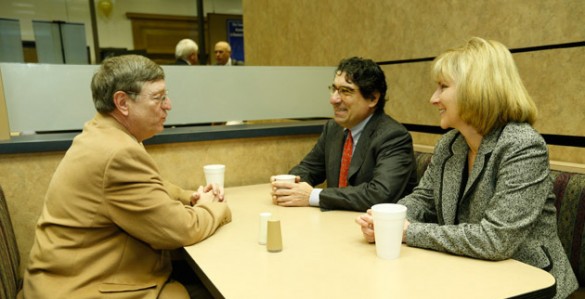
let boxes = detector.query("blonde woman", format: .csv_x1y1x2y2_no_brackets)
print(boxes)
356,37,578,298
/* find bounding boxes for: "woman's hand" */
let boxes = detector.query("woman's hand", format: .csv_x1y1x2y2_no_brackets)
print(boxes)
355,209,375,243
355,210,410,244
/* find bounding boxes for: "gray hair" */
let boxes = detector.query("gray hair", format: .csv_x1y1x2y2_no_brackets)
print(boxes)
91,55,164,113
175,39,199,60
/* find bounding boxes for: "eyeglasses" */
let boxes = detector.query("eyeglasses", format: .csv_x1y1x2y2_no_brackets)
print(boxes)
328,85,356,97
125,90,169,104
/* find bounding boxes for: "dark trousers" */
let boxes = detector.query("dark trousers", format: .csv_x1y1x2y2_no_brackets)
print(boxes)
171,259,214,299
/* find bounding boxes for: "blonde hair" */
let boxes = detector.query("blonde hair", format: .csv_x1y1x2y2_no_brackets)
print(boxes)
431,37,537,135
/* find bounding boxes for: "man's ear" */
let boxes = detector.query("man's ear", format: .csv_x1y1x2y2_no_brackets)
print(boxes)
113,91,130,116
369,91,380,108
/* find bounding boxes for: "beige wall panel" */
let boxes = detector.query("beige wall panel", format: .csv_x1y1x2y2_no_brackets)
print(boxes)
0,152,63,273
147,135,317,189
514,48,585,136
382,62,436,126
243,0,585,66
0,134,319,273
549,145,585,165
410,132,442,148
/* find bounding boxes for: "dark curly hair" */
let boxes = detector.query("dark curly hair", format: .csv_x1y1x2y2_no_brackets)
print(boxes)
336,56,387,111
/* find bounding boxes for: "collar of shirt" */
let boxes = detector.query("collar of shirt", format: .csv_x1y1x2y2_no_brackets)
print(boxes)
346,113,373,152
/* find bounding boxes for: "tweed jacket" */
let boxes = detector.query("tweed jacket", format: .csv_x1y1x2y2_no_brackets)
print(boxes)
21,113,232,299
290,110,418,211
398,122,578,298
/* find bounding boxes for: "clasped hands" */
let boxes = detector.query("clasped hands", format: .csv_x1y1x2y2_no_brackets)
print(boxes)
270,176,313,207
355,209,410,243
190,183,225,206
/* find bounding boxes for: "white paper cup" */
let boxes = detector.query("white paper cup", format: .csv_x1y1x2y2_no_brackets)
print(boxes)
203,164,225,188
273,174,295,184
372,203,407,260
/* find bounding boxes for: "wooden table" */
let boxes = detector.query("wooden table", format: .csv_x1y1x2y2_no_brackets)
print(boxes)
183,184,556,299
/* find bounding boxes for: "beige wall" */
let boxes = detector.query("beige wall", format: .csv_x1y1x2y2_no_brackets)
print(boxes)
1,134,317,273
242,0,585,165
243,0,583,65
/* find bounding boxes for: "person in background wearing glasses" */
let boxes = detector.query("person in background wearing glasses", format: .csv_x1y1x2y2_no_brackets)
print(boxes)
19,55,231,299
271,56,418,212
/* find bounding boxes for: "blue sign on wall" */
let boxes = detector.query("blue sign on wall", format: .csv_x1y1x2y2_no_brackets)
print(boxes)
227,19,244,62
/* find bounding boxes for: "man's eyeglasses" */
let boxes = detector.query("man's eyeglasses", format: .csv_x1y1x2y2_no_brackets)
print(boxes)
328,85,356,97
125,90,169,104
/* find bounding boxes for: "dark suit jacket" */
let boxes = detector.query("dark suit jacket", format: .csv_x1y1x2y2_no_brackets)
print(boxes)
290,110,418,211
399,122,578,298
174,59,189,65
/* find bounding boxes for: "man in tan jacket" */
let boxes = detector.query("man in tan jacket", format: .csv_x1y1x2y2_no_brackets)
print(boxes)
19,55,231,299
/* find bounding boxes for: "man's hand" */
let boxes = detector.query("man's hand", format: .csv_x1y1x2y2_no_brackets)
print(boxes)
270,179,312,207
191,183,225,206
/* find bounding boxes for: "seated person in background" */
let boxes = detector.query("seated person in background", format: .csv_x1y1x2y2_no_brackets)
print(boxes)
175,38,199,65
271,56,418,212
19,55,231,299
356,37,578,298
214,41,244,66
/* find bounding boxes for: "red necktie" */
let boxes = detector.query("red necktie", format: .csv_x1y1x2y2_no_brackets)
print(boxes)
339,130,353,188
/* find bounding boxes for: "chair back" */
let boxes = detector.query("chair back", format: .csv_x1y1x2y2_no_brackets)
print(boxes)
551,171,585,286
0,185,22,299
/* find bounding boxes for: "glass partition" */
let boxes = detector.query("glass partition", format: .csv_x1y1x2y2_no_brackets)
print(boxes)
0,64,333,134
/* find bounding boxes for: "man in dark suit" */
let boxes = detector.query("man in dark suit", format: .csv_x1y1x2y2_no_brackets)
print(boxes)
271,57,418,212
